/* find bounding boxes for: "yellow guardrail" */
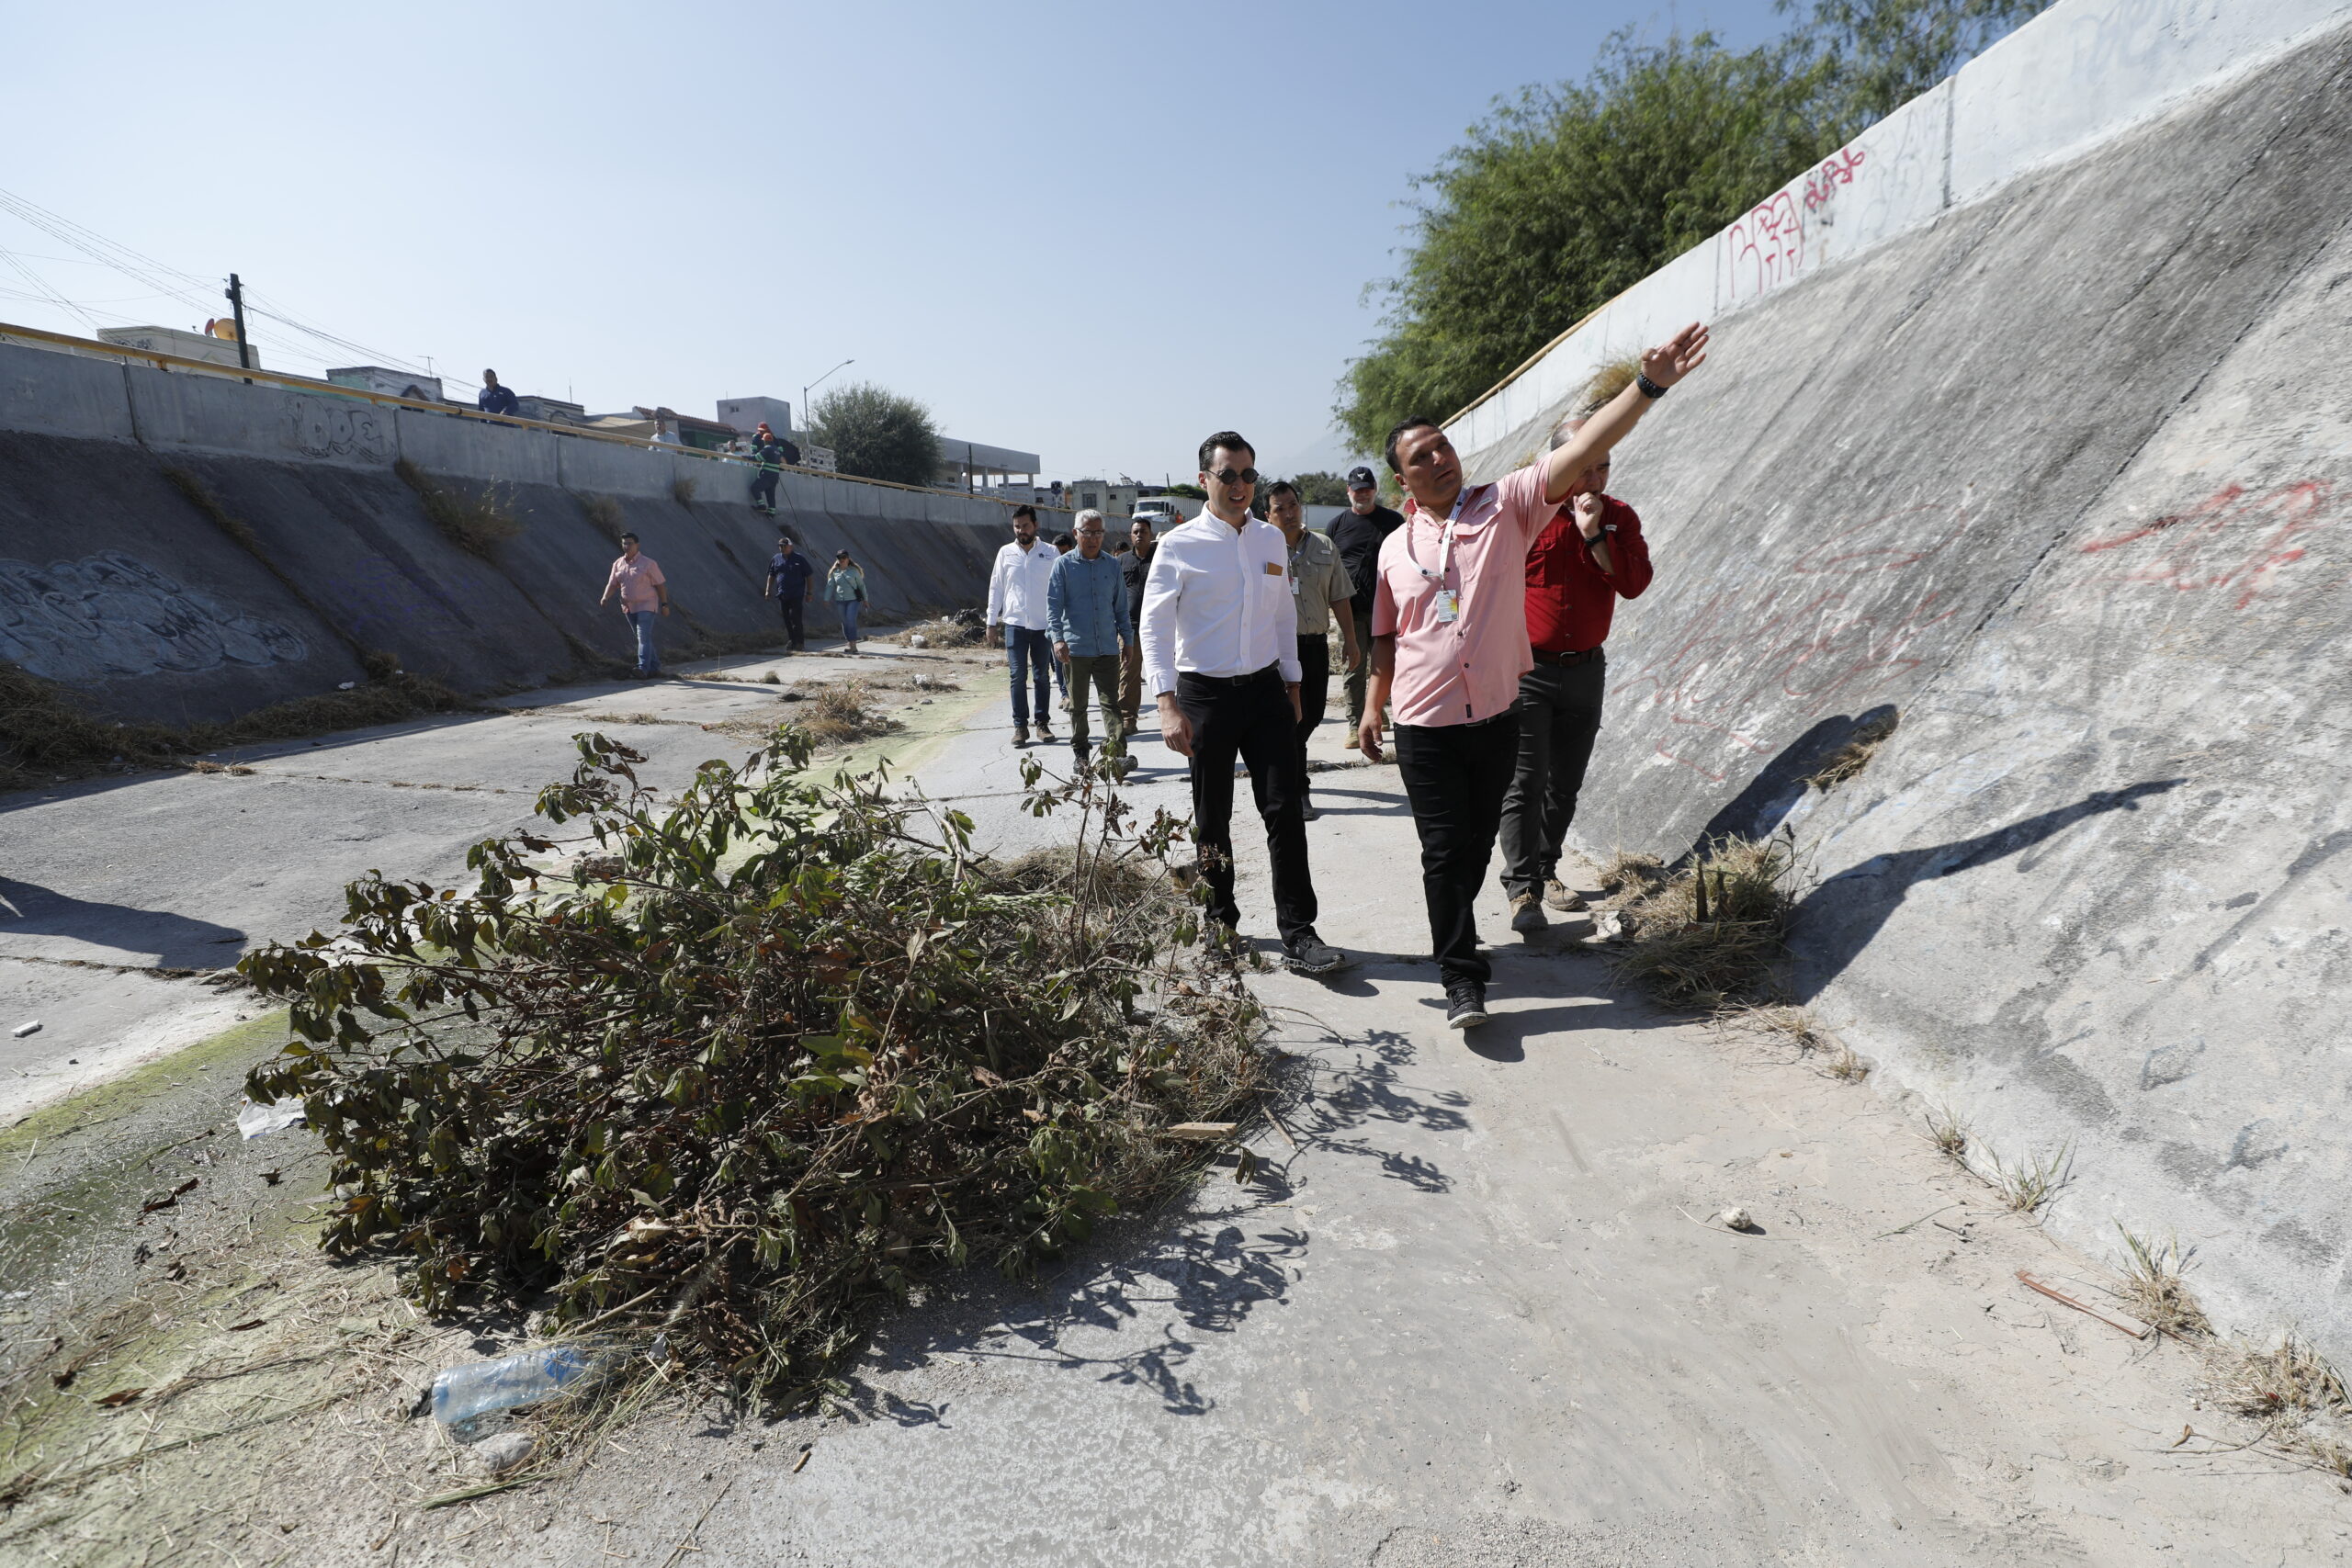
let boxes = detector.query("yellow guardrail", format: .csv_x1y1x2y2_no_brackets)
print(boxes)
0,318,1068,513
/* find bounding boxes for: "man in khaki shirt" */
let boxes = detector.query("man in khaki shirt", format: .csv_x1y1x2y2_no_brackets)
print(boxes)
1268,481,1358,821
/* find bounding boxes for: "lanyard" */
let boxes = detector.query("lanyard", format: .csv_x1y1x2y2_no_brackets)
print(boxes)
1408,489,1472,588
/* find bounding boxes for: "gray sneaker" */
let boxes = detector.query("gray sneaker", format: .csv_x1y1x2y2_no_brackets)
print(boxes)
1283,931,1351,976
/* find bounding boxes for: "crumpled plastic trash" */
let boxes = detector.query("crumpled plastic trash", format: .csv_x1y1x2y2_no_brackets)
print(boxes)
433,1345,603,1430
237,1099,307,1139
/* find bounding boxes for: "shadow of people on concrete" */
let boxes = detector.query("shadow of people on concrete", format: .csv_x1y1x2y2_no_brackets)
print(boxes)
1790,778,2186,998
0,878,247,967
1697,705,1897,847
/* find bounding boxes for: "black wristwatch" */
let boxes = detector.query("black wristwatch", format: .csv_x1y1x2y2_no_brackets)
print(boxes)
1636,371,1668,399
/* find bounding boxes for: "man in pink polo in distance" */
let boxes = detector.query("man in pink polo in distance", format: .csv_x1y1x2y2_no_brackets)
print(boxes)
1360,323,1710,1030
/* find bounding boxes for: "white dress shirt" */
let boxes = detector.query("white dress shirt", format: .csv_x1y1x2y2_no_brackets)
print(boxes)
987,539,1060,631
1139,511,1302,698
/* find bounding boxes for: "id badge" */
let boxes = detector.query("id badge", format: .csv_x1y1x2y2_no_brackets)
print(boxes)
1291,573,1302,597
1434,589,1459,624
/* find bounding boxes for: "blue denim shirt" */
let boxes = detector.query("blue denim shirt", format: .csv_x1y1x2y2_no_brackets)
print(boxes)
1046,549,1129,658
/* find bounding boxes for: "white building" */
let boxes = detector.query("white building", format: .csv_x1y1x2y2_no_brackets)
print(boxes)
98,324,256,369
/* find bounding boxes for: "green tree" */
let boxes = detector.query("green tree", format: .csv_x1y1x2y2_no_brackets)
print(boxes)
1335,0,2052,455
812,382,942,489
1287,471,1351,507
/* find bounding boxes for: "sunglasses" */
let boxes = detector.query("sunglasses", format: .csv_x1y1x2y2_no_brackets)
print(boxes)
1207,467,1261,486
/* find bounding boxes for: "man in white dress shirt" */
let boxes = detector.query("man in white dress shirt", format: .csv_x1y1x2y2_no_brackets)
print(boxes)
1141,432,1348,976
985,504,1060,746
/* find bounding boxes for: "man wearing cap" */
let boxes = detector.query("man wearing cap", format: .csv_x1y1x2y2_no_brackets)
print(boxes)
1141,432,1348,976
1498,413,1654,932
1359,323,1708,1029
986,505,1059,746
1327,465,1404,748
1265,480,1357,820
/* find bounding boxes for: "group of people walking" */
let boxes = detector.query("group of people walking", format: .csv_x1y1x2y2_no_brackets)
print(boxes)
596,528,865,676
985,322,1707,1026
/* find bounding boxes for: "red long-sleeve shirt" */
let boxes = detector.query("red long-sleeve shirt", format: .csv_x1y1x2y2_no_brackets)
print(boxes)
1523,494,1651,653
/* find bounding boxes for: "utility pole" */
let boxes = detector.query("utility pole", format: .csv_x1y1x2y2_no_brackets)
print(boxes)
223,274,252,375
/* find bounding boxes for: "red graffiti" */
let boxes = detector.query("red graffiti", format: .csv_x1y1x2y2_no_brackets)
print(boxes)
1724,191,1805,305
1618,578,1962,783
1803,146,1867,211
2077,480,2332,609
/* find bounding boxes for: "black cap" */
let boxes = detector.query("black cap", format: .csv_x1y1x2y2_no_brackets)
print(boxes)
1345,465,1376,489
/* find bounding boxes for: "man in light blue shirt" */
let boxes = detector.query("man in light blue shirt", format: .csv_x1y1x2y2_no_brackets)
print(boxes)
1046,509,1130,771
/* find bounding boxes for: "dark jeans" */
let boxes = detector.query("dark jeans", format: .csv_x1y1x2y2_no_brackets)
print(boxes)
1005,626,1053,729
1498,654,1607,899
1395,713,1521,985
775,594,806,649
1294,634,1329,784
751,469,779,513
1179,668,1317,946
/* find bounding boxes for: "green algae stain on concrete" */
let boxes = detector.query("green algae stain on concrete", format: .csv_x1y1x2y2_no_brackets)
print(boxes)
0,1010,293,1164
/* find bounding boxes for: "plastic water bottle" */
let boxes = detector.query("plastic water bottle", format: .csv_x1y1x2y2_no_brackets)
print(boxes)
430,1345,600,1427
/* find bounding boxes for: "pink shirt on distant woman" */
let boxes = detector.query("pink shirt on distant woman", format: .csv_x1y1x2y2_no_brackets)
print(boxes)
1369,464,1553,728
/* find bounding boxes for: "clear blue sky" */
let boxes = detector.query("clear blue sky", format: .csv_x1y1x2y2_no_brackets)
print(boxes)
0,0,1787,483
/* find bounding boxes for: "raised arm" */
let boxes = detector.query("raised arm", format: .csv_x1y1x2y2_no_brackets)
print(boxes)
1541,323,1710,506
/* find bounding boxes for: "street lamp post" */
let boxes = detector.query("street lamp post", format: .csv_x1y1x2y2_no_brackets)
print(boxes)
801,358,854,448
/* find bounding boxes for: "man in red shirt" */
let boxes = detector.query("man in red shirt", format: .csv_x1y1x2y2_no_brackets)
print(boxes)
1499,415,1654,931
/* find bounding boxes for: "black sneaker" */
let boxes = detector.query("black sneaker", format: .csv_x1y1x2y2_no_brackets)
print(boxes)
1444,979,1489,1029
1283,931,1351,976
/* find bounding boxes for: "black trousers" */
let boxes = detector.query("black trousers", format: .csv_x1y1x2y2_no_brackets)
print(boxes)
776,594,806,649
751,469,780,512
1498,654,1607,899
1180,668,1317,946
1294,634,1329,784
1395,712,1521,985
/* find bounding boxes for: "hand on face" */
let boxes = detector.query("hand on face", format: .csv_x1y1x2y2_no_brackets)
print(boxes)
1572,491,1604,539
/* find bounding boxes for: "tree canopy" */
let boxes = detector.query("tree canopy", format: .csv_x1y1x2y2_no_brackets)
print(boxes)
811,382,942,489
1335,0,2052,455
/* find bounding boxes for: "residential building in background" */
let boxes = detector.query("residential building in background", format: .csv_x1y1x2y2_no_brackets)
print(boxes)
97,323,256,368
325,366,445,403
717,396,791,439
939,437,1041,491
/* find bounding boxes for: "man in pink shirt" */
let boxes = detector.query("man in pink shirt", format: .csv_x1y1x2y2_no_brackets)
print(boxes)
1361,323,1709,1028
598,531,671,678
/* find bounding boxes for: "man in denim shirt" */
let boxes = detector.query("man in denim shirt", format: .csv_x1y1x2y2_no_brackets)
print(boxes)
1047,509,1131,773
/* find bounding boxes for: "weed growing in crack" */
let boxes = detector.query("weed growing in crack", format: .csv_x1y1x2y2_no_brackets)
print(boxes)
396,457,523,558
1922,1101,1970,1166
1984,1142,2073,1216
2115,1225,2210,1338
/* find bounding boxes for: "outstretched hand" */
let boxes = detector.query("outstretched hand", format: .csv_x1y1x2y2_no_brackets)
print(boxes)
1641,322,1710,389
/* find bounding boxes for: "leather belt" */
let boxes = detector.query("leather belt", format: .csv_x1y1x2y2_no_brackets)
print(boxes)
1178,662,1281,688
1532,646,1604,667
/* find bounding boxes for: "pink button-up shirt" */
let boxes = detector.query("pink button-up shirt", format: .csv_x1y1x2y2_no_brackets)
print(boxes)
605,553,666,612
1371,464,1553,728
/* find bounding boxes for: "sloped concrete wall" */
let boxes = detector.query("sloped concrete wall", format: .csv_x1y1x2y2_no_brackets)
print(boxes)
1510,26,2352,1352
1451,0,2352,478
0,340,1049,725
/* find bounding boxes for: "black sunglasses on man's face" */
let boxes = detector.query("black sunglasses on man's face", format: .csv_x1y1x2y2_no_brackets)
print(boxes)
1208,467,1260,486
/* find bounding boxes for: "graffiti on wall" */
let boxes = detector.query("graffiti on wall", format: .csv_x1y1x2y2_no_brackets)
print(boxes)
1614,502,1969,783
0,551,309,685
287,399,390,461
2075,480,2335,610
1723,145,1868,307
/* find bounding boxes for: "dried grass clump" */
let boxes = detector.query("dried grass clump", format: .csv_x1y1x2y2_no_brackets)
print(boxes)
672,475,697,506
396,457,523,558
1804,711,1900,791
793,681,900,744
235,729,1265,1405
1984,1142,2073,1216
582,494,627,545
2115,1226,2211,1339
1582,355,1643,412
1922,1101,1970,1165
0,661,467,792
1609,836,1794,1010
891,616,984,648
1595,851,1668,901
